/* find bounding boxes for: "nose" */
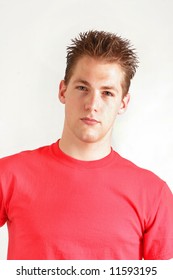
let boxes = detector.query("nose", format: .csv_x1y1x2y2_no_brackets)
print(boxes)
84,91,100,112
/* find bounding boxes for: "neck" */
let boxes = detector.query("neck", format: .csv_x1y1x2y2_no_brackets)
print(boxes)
59,135,112,161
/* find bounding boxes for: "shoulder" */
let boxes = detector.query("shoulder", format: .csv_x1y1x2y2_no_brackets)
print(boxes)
0,143,53,173
112,150,167,191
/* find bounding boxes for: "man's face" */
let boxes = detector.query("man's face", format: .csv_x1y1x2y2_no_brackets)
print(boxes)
59,56,130,144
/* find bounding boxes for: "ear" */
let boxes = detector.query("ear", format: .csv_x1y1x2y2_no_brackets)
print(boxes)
58,80,67,104
118,93,130,115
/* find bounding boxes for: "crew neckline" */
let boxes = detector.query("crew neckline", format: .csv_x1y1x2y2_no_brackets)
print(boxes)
50,140,117,169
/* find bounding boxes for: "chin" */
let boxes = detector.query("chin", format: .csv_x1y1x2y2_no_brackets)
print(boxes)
78,134,101,144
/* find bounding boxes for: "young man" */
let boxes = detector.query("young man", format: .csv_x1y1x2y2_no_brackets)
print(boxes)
0,30,173,260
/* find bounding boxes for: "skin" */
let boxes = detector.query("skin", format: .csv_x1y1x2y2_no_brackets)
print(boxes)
58,56,130,160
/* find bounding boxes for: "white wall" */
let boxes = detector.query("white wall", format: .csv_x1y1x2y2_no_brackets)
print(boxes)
0,0,172,259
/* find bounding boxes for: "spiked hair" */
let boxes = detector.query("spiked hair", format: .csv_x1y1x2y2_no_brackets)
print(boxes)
64,30,139,95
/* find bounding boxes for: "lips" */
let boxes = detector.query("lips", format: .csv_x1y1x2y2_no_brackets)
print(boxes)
80,117,100,125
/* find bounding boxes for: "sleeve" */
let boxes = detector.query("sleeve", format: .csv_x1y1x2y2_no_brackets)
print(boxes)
0,178,8,227
143,183,173,260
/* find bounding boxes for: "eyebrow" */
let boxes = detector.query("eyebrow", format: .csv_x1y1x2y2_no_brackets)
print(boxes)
73,79,118,92
73,79,90,86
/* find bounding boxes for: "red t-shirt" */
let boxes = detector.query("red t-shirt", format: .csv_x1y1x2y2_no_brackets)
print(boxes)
0,141,173,260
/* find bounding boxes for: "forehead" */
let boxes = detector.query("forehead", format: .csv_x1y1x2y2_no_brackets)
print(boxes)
70,56,124,81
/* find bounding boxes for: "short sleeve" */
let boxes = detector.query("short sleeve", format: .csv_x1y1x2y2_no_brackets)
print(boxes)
0,180,7,227
143,183,173,259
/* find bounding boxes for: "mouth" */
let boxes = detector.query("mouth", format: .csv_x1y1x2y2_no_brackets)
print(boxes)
80,117,100,125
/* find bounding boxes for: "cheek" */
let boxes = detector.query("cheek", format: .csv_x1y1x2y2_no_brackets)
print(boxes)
67,94,81,107
65,98,81,119
102,109,115,124
104,103,120,123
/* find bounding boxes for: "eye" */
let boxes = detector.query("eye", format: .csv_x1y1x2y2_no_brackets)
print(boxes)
77,86,88,91
103,91,113,97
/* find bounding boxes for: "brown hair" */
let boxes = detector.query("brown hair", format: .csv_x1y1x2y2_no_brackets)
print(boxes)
64,30,139,95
